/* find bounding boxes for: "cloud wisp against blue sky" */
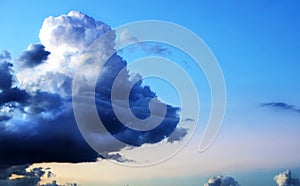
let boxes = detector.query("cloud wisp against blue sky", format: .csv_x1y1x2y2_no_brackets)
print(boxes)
262,102,300,114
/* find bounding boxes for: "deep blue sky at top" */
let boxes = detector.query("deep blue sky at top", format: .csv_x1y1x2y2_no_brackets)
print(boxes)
1,0,300,108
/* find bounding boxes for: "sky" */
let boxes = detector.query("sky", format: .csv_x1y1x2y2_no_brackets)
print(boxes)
0,0,300,186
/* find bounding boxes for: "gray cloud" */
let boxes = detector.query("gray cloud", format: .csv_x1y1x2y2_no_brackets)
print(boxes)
167,127,188,143
0,164,75,186
18,44,50,68
99,152,134,163
204,175,240,186
274,170,300,186
261,102,300,114
184,118,194,122
0,11,186,167
0,51,13,90
0,166,42,186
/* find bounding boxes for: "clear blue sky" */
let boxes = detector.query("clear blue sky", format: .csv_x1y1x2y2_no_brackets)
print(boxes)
1,1,300,185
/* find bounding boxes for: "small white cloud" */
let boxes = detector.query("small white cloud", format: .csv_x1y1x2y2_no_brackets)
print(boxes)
204,175,240,186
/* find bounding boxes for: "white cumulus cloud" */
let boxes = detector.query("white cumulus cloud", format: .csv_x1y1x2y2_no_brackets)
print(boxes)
204,175,240,186
274,170,300,186
17,11,111,96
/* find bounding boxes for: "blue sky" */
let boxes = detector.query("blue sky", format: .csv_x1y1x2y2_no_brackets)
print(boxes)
1,1,300,185
1,0,300,101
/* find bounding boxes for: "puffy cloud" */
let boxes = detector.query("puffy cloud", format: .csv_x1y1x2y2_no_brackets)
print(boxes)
17,11,111,96
261,102,300,114
39,11,111,51
274,170,300,186
18,44,50,68
204,175,240,186
0,10,185,167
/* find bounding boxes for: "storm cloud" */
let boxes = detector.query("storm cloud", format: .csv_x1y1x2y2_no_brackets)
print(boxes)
0,165,76,186
0,10,186,169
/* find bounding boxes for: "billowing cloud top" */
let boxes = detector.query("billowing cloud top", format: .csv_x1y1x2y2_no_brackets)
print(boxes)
39,11,111,51
274,170,300,186
0,10,186,168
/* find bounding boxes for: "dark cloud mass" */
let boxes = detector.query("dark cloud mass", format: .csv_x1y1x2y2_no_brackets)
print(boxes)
0,10,185,174
0,165,77,186
95,54,181,146
0,87,30,106
18,44,50,68
0,51,13,90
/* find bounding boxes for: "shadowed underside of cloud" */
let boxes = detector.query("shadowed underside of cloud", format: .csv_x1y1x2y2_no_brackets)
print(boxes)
0,10,185,171
0,165,77,186
274,170,300,186
261,102,300,114
204,175,240,186
0,51,13,90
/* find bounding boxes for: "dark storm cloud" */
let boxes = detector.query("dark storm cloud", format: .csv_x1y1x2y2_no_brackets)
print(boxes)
0,165,76,186
261,102,300,114
0,11,185,169
0,165,46,186
0,88,30,106
0,53,98,167
0,106,98,168
18,44,50,68
0,51,13,90
0,53,183,168
95,54,184,147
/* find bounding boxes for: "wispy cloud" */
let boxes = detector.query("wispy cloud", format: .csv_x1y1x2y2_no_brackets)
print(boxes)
183,118,194,122
261,102,300,114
